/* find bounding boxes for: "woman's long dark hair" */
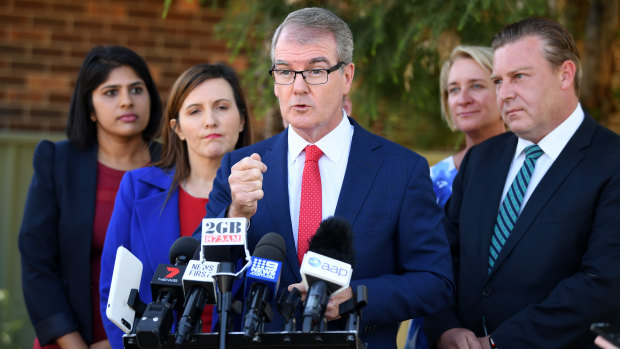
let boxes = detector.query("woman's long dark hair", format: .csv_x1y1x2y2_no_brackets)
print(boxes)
65,45,162,148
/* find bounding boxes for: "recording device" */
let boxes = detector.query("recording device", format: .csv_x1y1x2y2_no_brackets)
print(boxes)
175,246,228,345
592,323,620,348
243,233,286,340
106,246,143,333
300,217,354,333
134,236,198,348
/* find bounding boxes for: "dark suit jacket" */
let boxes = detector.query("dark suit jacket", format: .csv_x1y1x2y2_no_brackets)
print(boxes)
18,139,160,345
425,114,620,348
203,117,455,349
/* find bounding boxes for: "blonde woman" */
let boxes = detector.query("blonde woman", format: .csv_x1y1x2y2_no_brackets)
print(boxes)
431,45,506,207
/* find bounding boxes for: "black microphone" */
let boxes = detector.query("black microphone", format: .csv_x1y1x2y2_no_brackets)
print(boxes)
135,236,198,348
243,233,286,340
175,246,229,345
300,216,355,333
212,247,234,349
277,287,302,334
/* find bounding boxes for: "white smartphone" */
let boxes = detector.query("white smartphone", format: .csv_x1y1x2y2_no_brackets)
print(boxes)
106,246,143,333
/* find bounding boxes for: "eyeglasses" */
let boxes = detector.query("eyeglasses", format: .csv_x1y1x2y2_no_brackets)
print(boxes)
269,62,345,85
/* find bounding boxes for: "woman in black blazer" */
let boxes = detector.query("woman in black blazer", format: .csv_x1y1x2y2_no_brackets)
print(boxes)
18,46,162,349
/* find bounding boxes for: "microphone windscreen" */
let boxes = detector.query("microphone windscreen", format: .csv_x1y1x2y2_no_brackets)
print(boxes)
308,216,355,266
253,233,286,263
169,237,201,264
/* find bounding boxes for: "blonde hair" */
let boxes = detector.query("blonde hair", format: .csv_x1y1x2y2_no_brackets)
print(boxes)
439,45,494,131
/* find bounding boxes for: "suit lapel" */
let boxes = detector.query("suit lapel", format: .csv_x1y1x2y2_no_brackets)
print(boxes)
65,144,98,280
261,131,299,279
478,135,517,279
335,120,383,228
133,169,181,269
489,115,594,277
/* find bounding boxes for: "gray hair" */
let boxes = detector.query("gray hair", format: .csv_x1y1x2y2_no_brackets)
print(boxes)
270,7,353,65
492,17,581,95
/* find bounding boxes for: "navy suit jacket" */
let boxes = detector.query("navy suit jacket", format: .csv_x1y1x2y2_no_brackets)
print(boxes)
425,114,620,348
18,140,160,345
202,117,454,349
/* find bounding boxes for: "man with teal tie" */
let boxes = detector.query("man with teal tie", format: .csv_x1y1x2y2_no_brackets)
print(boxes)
425,17,620,348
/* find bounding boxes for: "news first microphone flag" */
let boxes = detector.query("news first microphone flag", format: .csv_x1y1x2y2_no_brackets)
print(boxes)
181,260,219,304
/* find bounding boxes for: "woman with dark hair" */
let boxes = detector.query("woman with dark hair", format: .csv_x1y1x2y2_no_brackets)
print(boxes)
18,45,162,349
99,63,251,349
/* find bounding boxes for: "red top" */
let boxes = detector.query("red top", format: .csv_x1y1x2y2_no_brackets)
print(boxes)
91,162,126,343
178,186,213,332
178,186,209,237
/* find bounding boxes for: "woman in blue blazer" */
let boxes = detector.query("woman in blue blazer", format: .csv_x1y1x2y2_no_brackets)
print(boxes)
99,63,251,349
18,46,163,349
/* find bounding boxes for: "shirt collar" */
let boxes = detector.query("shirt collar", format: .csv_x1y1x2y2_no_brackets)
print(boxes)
514,103,584,161
288,110,351,166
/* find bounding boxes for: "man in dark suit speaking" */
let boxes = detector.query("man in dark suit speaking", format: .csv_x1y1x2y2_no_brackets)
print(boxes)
200,7,454,349
425,17,620,349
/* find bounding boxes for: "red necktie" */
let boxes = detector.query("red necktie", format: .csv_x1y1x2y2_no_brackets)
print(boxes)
298,145,323,264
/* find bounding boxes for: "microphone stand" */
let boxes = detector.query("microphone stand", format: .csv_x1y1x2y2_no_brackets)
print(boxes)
302,281,329,333
339,285,368,343
214,262,235,349
277,287,302,343
127,288,146,334
243,284,274,342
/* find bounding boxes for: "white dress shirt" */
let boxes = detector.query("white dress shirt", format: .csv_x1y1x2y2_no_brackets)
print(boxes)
500,103,584,213
287,110,354,249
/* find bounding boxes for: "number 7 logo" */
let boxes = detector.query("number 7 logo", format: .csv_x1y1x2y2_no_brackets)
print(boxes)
165,267,180,278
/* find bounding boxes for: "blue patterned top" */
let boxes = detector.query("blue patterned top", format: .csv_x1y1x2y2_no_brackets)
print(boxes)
430,156,458,208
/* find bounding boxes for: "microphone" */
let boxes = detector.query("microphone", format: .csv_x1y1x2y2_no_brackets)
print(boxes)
199,217,248,349
300,216,354,333
277,287,302,334
135,236,198,348
213,248,234,349
175,246,229,345
243,233,286,340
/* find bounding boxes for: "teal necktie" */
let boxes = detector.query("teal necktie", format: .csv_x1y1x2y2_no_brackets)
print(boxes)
489,144,544,273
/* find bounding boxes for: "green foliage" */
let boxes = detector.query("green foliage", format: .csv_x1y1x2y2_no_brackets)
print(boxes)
175,0,555,148
0,289,23,349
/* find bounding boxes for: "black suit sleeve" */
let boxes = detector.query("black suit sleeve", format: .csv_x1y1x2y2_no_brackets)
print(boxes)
423,149,472,344
18,141,80,345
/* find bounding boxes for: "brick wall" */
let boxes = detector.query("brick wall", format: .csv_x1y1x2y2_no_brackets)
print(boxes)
1,0,618,137
0,0,247,132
